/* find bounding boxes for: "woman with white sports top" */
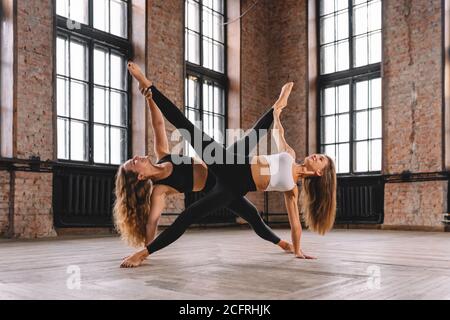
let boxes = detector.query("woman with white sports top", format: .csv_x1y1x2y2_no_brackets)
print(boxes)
121,65,337,268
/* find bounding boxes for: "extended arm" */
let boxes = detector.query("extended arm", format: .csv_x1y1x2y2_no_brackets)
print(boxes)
145,186,166,246
284,187,316,259
146,95,170,160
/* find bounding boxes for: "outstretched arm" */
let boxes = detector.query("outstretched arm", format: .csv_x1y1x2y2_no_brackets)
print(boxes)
146,94,170,160
284,187,316,259
145,186,166,245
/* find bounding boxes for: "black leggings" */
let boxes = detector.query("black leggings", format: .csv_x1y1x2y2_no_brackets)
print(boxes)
146,86,281,254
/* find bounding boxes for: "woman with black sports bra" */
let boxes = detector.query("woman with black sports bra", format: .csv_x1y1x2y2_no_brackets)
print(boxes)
113,65,293,258
120,63,337,268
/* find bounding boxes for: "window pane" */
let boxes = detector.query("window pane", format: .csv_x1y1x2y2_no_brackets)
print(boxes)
337,84,349,113
71,0,89,24
94,87,109,124
187,76,200,108
70,40,87,81
111,53,126,90
203,82,214,113
186,108,201,127
94,47,110,86
336,0,348,11
110,0,128,38
321,44,335,74
338,143,350,173
369,31,382,64
203,0,213,9
370,139,382,171
213,116,225,144
370,109,382,139
355,141,369,172
213,12,224,42
71,121,88,161
203,114,214,141
203,7,213,39
353,4,367,36
324,145,336,166
57,118,70,160
94,0,109,32
57,37,69,76
94,125,109,163
56,0,69,18
336,11,349,41
110,91,127,127
355,80,368,110
324,116,336,144
187,0,200,32
320,15,335,44
93,0,128,38
338,114,349,143
214,86,225,114
368,0,382,32
323,87,335,115
320,0,334,16
355,111,368,140
57,78,69,117
354,35,368,67
70,80,89,121
336,40,349,71
111,128,127,165
203,37,213,69
213,42,224,73
57,0,88,25
186,30,200,64
371,78,382,108
213,0,224,13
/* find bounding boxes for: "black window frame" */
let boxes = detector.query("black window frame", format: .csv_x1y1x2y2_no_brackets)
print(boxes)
54,0,132,167
317,0,383,177
184,0,228,148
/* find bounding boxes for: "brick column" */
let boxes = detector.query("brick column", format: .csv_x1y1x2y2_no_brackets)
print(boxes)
383,0,446,229
11,0,56,237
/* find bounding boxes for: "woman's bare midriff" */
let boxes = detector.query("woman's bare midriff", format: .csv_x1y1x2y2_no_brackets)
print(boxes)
192,161,209,192
250,156,271,192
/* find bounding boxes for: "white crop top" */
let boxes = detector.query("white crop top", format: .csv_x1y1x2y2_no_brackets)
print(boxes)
262,152,296,192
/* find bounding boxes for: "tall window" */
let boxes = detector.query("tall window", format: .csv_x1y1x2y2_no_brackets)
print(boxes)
319,0,382,174
56,0,130,165
185,0,227,155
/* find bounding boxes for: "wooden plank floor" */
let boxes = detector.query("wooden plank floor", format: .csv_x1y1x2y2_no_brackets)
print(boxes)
0,228,449,300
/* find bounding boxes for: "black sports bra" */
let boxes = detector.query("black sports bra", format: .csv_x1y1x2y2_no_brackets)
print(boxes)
154,154,194,193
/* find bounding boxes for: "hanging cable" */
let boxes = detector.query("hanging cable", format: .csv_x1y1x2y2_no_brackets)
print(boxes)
223,0,261,26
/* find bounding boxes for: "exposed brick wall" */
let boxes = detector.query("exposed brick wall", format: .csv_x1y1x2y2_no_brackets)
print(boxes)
383,0,445,228
1,1,57,238
384,181,446,228
0,172,10,236
15,0,54,161
13,172,56,238
147,0,186,217
383,0,442,174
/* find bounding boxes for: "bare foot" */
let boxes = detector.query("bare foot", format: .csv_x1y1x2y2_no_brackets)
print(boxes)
278,240,294,254
120,249,149,268
274,82,294,112
127,61,153,96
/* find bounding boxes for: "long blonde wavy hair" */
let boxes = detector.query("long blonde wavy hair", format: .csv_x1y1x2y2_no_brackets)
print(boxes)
300,155,337,235
113,165,152,247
